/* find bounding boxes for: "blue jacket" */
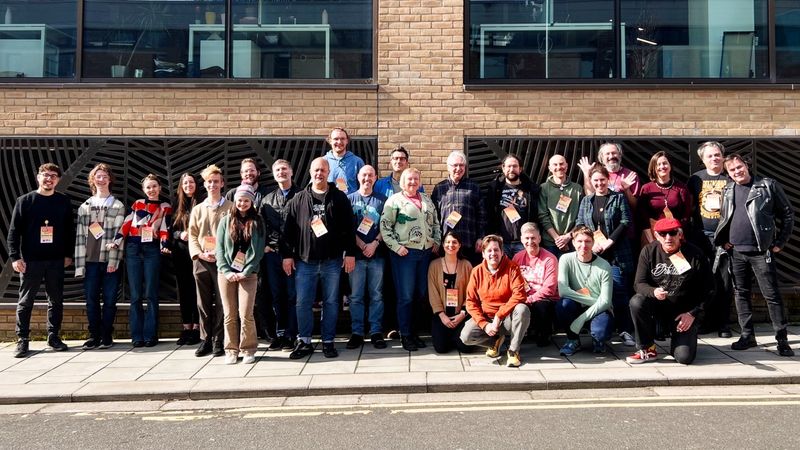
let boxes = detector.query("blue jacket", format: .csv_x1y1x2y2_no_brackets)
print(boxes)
374,174,424,199
575,190,634,276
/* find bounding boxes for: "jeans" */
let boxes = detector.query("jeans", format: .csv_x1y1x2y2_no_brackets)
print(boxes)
610,264,633,334
504,241,525,260
555,298,613,342
390,248,431,337
16,259,65,338
295,258,341,342
264,251,297,339
126,241,161,342
348,257,384,336
84,261,121,340
730,249,788,338
460,303,531,352
630,293,698,364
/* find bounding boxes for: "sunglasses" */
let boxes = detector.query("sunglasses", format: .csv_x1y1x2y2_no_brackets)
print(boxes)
656,230,679,237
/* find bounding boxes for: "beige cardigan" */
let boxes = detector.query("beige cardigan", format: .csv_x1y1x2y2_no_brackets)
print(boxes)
427,257,473,314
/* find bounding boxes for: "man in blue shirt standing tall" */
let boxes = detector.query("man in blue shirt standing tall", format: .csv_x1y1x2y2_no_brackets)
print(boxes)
324,127,364,195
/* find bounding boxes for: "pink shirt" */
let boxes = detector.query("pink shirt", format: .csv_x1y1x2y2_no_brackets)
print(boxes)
608,166,641,196
512,248,559,303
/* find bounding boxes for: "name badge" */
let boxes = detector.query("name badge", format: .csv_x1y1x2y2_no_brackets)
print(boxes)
357,216,374,235
203,235,217,252
576,287,590,296
593,229,608,247
140,226,154,243
556,194,572,213
336,177,348,192
669,251,692,275
311,217,329,237
704,192,721,212
444,211,462,228
445,289,459,308
231,251,246,272
40,221,53,244
504,205,521,223
89,222,105,240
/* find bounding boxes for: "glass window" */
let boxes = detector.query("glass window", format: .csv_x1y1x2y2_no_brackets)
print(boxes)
0,1,76,79
621,0,768,79
776,0,800,79
468,0,616,80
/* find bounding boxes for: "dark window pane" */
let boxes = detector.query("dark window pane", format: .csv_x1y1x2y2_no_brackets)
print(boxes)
776,1,800,79
0,1,76,79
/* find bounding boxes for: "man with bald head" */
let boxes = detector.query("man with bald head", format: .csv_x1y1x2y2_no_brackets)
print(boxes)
281,157,358,359
538,154,583,257
431,150,487,265
345,165,388,349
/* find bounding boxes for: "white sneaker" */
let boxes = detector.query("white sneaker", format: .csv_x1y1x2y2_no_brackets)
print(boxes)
242,354,256,364
224,351,238,365
619,331,636,347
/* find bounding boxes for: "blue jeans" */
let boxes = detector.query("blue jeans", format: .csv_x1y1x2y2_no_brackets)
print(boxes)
390,248,431,336
504,241,525,260
264,251,297,339
84,261,121,340
126,241,161,342
555,297,613,343
348,257,384,336
610,264,632,334
295,258,341,342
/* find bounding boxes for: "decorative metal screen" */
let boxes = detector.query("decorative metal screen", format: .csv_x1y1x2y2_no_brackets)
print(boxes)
0,137,377,304
466,137,800,285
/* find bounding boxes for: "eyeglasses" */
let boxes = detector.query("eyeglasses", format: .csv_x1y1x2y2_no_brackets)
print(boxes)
656,230,679,237
40,173,60,179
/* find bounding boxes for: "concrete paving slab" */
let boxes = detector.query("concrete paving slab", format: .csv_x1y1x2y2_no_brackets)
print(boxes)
426,371,546,392
360,344,408,355
357,393,409,404
283,394,362,406
73,380,197,402
410,359,464,372
161,397,286,411
570,359,631,369
246,367,305,377
724,350,799,365
301,361,358,375
652,384,789,397
409,352,461,360
0,371,44,385
355,366,410,374
191,376,312,399
356,357,408,368
528,387,658,399
84,367,150,382
165,348,208,360
29,362,108,383
541,367,668,389
147,359,209,374
307,372,427,394
106,353,169,368
191,362,255,379
67,350,127,363
408,391,533,403
656,363,792,385
5,354,76,371
0,403,47,414
138,372,197,381
0,383,83,404
39,400,165,413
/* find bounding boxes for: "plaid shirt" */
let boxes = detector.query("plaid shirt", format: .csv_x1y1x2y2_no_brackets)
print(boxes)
74,196,126,277
431,177,487,249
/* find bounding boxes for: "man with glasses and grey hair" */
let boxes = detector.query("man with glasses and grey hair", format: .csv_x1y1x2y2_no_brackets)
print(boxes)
688,141,733,338
579,142,640,209
431,150,487,265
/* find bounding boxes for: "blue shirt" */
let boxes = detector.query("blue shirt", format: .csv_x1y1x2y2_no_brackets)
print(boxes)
348,190,387,259
324,150,364,195
374,174,424,199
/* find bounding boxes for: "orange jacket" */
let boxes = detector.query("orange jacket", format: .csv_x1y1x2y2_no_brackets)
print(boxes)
465,256,527,329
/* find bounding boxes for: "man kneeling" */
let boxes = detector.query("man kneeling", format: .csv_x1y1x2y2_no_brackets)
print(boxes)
460,235,529,367
627,218,713,365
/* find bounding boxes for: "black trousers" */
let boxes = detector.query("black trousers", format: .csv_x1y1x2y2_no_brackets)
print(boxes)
730,249,788,338
193,259,224,343
172,241,198,324
430,314,473,354
16,259,65,338
630,294,698,365
529,300,555,339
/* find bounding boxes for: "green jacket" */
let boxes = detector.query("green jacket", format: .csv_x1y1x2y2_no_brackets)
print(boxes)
538,176,582,247
215,213,266,276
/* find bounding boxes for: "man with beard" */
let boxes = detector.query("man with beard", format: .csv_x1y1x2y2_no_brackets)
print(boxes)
487,154,540,257
324,127,365,195
374,146,424,198
579,142,640,209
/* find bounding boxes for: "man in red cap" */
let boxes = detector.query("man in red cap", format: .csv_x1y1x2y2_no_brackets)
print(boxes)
626,218,713,364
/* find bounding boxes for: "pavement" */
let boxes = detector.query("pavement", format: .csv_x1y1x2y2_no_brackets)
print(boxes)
1,324,800,405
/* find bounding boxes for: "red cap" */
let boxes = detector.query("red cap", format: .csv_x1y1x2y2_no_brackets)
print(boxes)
653,218,681,233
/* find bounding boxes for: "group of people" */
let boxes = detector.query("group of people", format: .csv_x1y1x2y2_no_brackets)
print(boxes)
7,133,794,368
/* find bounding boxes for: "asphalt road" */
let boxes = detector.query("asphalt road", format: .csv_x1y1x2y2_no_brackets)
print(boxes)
1,391,799,449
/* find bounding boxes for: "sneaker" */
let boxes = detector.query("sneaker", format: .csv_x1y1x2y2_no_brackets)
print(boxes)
777,339,795,357
559,339,581,357
411,335,427,349
144,339,159,348
312,300,322,312
223,351,238,365
99,336,114,349
322,342,338,358
342,296,350,311
346,334,364,349
195,340,212,357
486,335,505,358
13,339,29,358
212,339,225,357
132,340,145,348
626,345,657,364
176,329,190,346
718,326,732,339
289,340,314,360
82,337,100,350
592,339,606,354
507,350,521,367
619,331,636,347
401,336,418,352
268,337,283,351
242,354,256,364
47,333,68,352
370,333,387,349
281,336,296,352
731,335,758,351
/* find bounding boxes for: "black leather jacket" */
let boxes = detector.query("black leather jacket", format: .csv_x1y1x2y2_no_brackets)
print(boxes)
714,176,794,252
259,185,301,250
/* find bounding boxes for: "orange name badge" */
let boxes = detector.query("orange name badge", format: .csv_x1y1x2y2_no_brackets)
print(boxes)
444,211,462,228
203,235,217,252
357,216,374,235
577,287,590,296
704,192,721,212
669,251,692,275
140,226,154,243
336,177,348,192
504,205,521,223
311,217,329,237
40,221,53,244
662,206,674,219
445,289,459,308
231,251,246,272
89,222,105,240
593,229,608,246
556,194,572,213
